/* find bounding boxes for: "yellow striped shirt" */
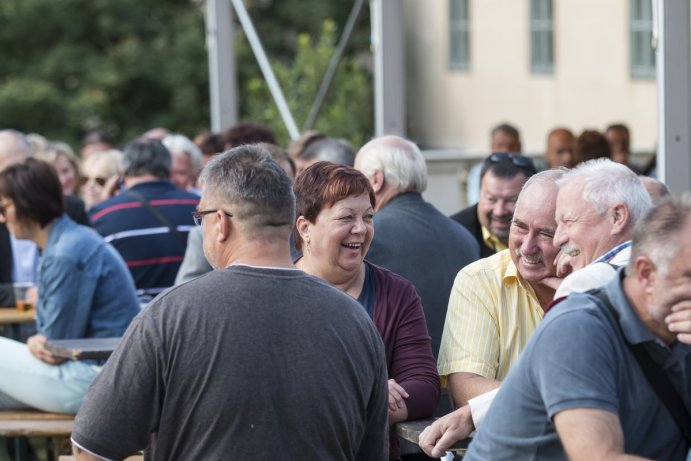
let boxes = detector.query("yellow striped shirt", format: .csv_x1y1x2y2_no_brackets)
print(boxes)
438,249,544,382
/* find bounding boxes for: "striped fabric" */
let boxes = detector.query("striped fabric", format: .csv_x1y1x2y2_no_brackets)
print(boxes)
89,181,199,299
437,249,544,382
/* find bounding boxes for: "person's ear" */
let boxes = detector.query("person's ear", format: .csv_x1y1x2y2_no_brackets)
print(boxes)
609,203,630,235
295,215,311,244
634,256,657,295
371,170,386,194
217,210,232,242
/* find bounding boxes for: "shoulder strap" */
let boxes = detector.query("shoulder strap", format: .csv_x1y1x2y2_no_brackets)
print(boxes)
591,289,691,445
126,191,188,246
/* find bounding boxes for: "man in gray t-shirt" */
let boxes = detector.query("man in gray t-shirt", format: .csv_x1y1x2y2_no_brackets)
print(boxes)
464,193,691,461
71,145,389,460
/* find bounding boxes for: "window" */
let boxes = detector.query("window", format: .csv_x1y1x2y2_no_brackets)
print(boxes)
449,0,470,70
530,0,554,74
630,0,655,78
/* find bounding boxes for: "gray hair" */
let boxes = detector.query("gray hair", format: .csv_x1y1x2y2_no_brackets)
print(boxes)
200,144,295,234
516,167,567,208
162,134,203,175
302,138,355,166
627,193,691,277
556,158,651,223
122,137,172,179
356,135,427,193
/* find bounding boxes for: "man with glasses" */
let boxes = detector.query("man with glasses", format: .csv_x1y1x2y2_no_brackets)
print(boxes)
72,145,389,460
451,152,537,258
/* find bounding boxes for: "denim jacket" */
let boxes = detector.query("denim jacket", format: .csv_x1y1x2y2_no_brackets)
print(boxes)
37,215,140,339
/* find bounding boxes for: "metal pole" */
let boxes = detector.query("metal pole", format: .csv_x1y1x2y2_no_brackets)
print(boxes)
656,0,691,190
230,0,300,140
370,0,406,136
205,0,238,131
303,0,366,131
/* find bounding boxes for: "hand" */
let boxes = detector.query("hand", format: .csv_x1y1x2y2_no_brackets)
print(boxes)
666,301,691,344
388,379,409,424
540,276,564,291
27,334,65,365
555,251,573,278
388,378,409,412
100,175,121,202
419,405,474,458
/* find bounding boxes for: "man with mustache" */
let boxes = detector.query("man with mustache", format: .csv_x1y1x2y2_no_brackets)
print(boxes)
451,152,536,258
434,169,564,454
553,158,651,299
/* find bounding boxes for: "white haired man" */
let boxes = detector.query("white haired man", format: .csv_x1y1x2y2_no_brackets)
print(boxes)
460,193,691,460
553,158,651,298
354,135,480,358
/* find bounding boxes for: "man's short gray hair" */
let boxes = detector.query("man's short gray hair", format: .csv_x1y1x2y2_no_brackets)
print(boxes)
163,134,203,175
556,158,651,223
357,136,427,193
627,193,691,277
200,144,295,234
122,137,172,179
302,138,355,166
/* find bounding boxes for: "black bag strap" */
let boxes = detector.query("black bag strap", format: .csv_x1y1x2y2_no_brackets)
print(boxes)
590,289,691,444
126,191,188,246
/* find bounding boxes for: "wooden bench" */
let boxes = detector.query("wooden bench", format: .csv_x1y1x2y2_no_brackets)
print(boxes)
0,410,74,461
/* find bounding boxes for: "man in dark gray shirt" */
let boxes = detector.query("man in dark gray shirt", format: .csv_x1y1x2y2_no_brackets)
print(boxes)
72,145,389,460
355,135,480,358
463,193,691,461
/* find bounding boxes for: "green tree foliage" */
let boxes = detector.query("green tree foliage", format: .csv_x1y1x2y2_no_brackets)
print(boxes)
0,0,373,150
242,19,373,148
0,0,209,147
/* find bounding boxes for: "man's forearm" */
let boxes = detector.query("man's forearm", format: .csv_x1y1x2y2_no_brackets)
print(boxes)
447,372,501,408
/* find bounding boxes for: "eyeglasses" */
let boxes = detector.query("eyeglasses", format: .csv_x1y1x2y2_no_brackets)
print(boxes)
80,176,108,187
487,152,535,169
192,209,233,226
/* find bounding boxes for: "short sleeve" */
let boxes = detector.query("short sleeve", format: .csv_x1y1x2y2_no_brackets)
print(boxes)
438,268,500,379
72,314,163,460
531,310,620,418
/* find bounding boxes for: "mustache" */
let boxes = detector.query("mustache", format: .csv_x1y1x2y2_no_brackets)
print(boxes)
489,214,512,223
560,245,580,257
516,249,544,264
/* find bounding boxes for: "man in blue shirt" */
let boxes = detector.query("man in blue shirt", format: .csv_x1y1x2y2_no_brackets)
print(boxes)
89,137,199,301
463,193,691,460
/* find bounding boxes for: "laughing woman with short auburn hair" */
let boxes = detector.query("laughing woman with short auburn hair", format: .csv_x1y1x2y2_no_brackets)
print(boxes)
293,161,440,461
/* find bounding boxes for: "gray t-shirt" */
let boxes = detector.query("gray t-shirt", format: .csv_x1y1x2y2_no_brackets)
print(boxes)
73,265,389,460
465,271,691,461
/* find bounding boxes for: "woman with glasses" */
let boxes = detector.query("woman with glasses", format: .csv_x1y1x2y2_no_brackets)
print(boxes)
0,158,139,414
80,150,124,210
293,162,440,461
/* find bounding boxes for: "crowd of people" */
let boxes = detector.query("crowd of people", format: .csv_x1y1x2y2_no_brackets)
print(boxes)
0,120,688,461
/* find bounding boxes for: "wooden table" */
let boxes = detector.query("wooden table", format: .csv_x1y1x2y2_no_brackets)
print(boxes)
0,308,35,340
45,337,120,360
395,418,471,455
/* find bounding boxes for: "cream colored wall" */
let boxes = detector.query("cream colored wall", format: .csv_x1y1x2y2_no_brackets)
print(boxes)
403,0,657,156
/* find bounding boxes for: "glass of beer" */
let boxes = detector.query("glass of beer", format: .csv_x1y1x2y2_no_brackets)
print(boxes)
13,282,35,311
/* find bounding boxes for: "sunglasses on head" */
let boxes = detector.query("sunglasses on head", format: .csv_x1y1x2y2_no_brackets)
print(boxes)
487,152,535,169
80,176,108,187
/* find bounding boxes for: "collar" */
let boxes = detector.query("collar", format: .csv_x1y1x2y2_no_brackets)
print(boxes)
482,225,508,252
593,240,632,264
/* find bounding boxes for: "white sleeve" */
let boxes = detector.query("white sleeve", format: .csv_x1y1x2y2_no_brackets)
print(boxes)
468,387,500,430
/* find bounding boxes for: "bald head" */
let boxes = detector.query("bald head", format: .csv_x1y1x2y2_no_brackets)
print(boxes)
0,129,32,172
639,176,670,202
546,128,575,168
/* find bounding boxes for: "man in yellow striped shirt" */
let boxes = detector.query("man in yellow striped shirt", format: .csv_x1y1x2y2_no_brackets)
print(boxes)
438,168,565,411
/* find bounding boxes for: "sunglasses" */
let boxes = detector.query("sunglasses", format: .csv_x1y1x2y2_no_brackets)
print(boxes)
80,176,108,187
487,152,535,169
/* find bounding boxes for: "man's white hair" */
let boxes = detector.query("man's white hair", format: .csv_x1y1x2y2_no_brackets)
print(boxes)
556,158,651,223
163,134,203,174
357,135,427,193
